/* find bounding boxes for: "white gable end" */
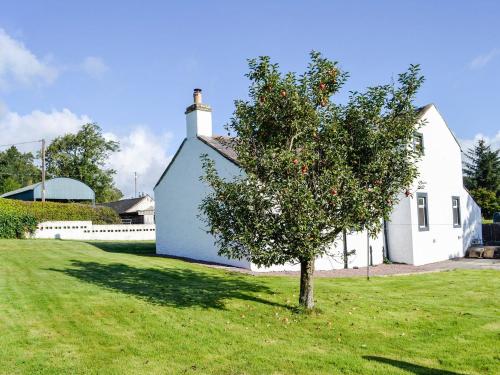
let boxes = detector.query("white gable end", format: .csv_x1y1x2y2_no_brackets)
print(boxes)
154,137,250,268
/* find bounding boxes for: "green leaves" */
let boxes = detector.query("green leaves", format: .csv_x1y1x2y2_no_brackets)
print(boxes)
0,198,121,238
463,139,500,219
200,52,424,268
45,123,122,203
0,146,40,195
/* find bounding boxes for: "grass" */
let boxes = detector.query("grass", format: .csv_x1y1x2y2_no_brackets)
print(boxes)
0,240,498,374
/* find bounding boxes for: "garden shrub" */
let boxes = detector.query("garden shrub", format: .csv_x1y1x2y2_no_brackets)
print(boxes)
0,198,121,238
0,209,37,239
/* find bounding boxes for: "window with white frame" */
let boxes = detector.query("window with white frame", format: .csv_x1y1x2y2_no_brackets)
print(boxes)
452,196,461,228
414,132,424,155
417,193,429,231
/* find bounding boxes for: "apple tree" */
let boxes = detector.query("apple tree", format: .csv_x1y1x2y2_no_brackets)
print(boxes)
200,52,424,309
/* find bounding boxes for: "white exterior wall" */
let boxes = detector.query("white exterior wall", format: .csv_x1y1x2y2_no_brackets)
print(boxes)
388,105,482,265
127,195,155,213
33,221,156,240
387,195,414,264
461,188,482,251
253,229,384,272
154,138,252,269
187,110,212,138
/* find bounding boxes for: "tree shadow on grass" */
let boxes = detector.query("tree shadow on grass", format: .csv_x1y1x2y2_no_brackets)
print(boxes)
85,241,156,256
49,260,287,310
363,356,465,375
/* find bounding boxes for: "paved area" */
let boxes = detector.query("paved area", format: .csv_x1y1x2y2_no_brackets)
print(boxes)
249,258,500,278
162,253,499,278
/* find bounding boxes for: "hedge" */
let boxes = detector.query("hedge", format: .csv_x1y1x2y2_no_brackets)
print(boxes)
0,198,121,239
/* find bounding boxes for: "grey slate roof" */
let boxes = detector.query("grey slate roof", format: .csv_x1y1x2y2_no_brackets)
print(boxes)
198,105,439,164
197,135,239,165
102,196,148,214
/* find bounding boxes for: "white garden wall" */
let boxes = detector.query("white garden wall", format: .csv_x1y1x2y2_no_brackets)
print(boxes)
33,221,156,240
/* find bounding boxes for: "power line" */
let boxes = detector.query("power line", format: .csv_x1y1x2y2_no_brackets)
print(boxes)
0,139,43,149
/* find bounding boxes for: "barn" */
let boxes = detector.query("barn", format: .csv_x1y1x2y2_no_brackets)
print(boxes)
0,177,95,203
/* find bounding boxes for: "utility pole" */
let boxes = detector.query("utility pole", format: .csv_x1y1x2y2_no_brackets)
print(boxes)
134,172,137,198
41,139,46,202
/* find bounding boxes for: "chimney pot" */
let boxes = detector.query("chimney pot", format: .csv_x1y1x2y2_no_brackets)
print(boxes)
193,88,202,104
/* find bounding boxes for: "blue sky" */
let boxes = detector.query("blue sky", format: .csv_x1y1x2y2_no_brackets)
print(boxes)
0,0,498,196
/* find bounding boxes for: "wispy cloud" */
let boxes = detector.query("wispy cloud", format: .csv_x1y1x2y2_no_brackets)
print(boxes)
0,103,89,145
0,28,58,90
81,56,109,78
0,103,172,197
105,128,172,197
459,131,500,154
469,48,500,70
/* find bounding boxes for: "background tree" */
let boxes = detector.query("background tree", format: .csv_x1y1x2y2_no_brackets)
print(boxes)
463,139,500,219
45,123,123,203
200,52,424,309
0,146,40,194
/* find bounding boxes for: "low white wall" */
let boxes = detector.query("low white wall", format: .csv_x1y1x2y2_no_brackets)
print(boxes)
33,221,156,241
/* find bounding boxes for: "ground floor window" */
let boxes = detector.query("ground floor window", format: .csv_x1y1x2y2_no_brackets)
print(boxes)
417,192,429,231
452,196,461,227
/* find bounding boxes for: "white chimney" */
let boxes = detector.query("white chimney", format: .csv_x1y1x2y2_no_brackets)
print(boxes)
185,88,212,138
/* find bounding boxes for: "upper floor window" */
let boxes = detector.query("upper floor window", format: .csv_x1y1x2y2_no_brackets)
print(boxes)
452,196,461,228
417,192,429,231
414,132,424,155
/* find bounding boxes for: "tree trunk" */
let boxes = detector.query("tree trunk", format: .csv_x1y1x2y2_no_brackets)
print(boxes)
343,229,348,269
299,259,315,309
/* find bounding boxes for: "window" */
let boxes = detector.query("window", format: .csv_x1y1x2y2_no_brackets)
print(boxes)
417,193,429,231
452,196,461,227
414,133,424,155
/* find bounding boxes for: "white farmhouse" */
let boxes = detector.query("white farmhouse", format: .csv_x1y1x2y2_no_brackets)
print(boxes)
154,90,482,271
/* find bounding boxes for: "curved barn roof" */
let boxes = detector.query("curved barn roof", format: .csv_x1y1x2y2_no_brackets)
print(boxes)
0,177,95,201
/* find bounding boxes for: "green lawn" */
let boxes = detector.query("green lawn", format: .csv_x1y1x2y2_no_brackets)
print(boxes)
0,240,498,374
